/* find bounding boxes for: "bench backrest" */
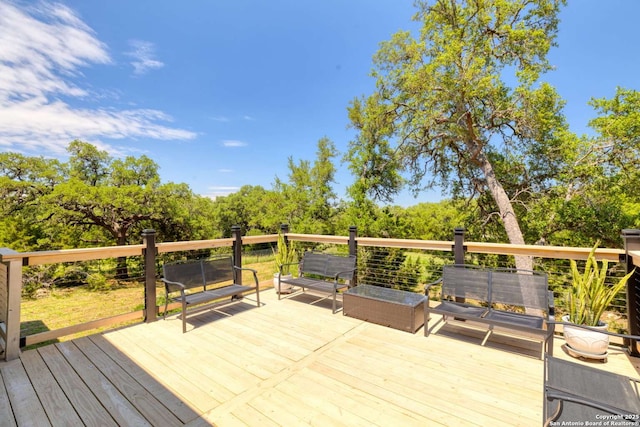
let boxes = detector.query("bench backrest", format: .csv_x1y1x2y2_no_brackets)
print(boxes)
441,264,491,301
490,268,549,311
300,252,356,281
441,264,550,312
163,257,234,291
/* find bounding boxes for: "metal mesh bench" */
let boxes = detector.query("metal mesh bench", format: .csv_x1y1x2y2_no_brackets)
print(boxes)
277,251,356,313
161,256,260,332
425,264,555,358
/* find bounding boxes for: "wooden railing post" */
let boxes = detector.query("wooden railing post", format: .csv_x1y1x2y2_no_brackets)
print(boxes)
1,249,22,361
232,225,242,285
622,229,640,356
349,226,358,287
454,227,466,264
142,229,157,323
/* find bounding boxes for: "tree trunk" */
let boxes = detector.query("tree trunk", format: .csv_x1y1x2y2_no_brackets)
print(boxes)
478,153,543,315
115,232,129,279
115,257,128,280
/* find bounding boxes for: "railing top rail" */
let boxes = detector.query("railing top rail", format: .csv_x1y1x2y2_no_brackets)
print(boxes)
156,238,234,254
464,242,625,262
287,233,349,245
242,234,278,245
0,245,145,266
0,235,634,266
357,237,453,251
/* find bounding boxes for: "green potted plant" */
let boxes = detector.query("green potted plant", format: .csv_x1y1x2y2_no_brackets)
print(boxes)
272,232,297,294
562,243,634,359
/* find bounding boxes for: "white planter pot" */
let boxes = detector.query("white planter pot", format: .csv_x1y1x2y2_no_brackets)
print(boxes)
273,273,293,294
562,315,609,358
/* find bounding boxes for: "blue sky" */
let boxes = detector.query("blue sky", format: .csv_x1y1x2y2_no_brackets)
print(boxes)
0,1,638,206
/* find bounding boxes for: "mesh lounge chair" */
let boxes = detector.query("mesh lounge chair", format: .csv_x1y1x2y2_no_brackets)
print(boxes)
544,322,640,426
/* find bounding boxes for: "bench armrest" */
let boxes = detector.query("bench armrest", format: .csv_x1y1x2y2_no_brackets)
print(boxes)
161,278,186,293
233,266,260,288
424,278,442,294
331,268,356,281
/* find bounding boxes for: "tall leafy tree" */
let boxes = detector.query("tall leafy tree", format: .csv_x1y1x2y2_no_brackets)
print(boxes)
211,185,275,237
0,153,64,250
274,137,339,234
347,0,568,272
0,141,220,278
43,142,164,277
520,87,640,247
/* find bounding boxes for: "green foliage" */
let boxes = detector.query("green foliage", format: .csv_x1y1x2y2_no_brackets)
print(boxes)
358,247,423,292
347,0,570,260
395,256,423,292
272,233,297,275
567,244,635,326
86,273,109,291
273,137,339,235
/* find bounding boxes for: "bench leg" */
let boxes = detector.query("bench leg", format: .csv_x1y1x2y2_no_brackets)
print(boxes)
332,290,337,314
424,306,433,337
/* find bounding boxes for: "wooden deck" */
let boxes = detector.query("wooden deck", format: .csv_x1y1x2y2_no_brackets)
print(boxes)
2,289,639,426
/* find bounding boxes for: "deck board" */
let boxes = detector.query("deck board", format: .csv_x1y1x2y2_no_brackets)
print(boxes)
2,358,50,427
0,363,18,427
73,336,183,427
2,289,639,426
19,348,83,427
55,340,152,426
88,334,199,424
36,343,118,426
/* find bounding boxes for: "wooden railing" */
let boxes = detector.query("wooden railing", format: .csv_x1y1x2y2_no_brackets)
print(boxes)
1,226,639,361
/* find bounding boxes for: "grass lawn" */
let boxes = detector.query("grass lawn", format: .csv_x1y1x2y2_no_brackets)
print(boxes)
19,259,278,348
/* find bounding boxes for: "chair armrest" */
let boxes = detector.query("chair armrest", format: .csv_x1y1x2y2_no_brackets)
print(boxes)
161,278,186,293
234,266,260,288
545,388,639,420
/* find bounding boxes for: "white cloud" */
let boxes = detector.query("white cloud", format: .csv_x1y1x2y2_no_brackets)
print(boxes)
0,1,195,155
217,168,234,173
204,185,240,200
126,39,164,76
222,140,248,147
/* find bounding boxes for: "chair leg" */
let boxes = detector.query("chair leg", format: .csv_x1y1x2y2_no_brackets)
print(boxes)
546,335,554,357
